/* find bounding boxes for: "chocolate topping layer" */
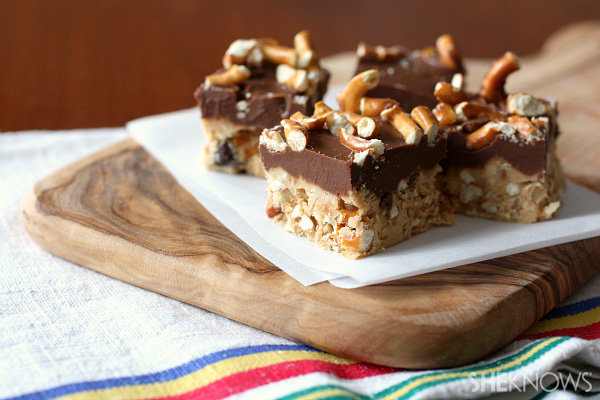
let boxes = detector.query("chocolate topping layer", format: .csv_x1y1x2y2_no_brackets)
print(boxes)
195,65,329,129
444,129,547,175
442,113,559,175
261,119,446,197
356,51,462,110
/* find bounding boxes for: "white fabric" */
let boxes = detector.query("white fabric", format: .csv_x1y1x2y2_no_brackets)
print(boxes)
1,131,599,400
0,131,296,397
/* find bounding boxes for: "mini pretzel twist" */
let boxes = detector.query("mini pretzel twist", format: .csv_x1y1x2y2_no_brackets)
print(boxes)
205,65,251,86
337,69,380,113
478,52,520,104
435,34,463,71
381,105,423,145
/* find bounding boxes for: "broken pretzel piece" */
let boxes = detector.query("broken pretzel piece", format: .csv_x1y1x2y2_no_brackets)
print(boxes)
276,64,309,92
454,101,506,122
281,119,309,151
411,106,439,146
434,81,468,106
260,128,288,152
508,115,539,139
337,69,380,113
313,101,333,118
359,97,399,117
433,103,456,126
507,93,550,117
465,122,501,150
294,30,317,69
381,105,423,145
339,128,384,156
290,111,327,131
205,65,251,86
357,43,406,62
478,52,520,104
356,117,379,139
222,39,263,69
436,34,463,71
326,111,355,137
261,43,297,67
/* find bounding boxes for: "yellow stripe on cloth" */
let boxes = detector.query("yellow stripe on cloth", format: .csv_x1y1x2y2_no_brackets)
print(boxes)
295,387,366,400
58,350,357,400
379,337,562,400
525,306,600,335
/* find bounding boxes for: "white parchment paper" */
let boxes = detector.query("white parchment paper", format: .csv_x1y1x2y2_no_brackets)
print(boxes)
127,104,600,289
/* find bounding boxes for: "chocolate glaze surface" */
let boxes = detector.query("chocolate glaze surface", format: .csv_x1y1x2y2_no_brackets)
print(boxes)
261,118,446,197
356,51,462,110
444,130,547,175
195,65,329,129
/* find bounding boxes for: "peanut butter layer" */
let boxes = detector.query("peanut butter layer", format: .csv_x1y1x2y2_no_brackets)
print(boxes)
260,118,446,197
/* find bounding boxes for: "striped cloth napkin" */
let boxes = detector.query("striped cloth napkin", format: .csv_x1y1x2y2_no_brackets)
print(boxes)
1,130,599,400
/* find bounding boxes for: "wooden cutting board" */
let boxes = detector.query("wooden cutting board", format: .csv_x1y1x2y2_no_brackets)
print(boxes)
22,22,600,369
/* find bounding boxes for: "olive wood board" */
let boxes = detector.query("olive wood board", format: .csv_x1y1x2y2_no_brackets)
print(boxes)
22,22,600,369
22,138,600,369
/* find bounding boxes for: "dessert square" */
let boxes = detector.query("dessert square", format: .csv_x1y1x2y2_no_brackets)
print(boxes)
260,70,453,259
355,34,464,110
194,31,329,176
435,52,565,223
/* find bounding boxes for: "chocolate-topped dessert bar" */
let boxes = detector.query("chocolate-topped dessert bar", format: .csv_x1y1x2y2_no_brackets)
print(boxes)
259,70,453,259
355,34,464,110
435,52,564,223
194,31,329,176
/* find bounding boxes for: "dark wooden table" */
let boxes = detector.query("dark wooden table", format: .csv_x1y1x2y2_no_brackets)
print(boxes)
1,1,599,131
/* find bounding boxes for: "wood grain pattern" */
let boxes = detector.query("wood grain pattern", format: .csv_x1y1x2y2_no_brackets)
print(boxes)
21,138,600,369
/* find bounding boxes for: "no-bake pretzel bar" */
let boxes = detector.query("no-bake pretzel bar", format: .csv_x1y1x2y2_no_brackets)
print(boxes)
195,31,330,176
260,70,453,259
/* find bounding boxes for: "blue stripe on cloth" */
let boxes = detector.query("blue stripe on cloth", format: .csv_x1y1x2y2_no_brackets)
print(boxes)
3,344,319,400
540,297,600,320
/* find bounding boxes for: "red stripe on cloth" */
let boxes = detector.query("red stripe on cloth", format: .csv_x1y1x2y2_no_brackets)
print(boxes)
151,359,397,400
516,321,600,341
